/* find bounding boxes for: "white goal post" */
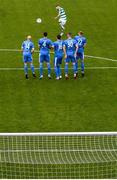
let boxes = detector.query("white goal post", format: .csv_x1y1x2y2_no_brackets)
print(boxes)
0,132,117,179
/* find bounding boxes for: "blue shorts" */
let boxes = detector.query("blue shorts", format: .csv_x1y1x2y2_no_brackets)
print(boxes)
65,55,75,63
76,52,84,60
39,54,50,63
54,56,63,66
23,54,32,63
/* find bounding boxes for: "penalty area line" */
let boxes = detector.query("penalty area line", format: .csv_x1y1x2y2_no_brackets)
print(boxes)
0,67,117,71
0,48,117,62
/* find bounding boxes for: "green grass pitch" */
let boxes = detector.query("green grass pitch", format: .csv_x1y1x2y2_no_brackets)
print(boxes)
0,0,117,178
0,0,117,133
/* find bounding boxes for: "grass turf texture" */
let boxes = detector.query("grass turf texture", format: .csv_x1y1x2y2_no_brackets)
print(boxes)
0,0,117,133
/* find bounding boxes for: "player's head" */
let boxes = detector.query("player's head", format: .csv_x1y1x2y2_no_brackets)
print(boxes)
43,32,48,37
67,32,72,38
27,35,32,40
56,5,61,10
78,31,84,36
57,34,61,40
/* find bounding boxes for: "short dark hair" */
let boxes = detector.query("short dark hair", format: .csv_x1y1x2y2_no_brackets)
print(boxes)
43,32,48,37
57,34,61,40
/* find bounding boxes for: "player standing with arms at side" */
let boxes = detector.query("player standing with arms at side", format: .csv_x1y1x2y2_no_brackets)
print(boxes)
38,32,53,79
63,33,78,80
53,35,64,80
55,5,67,36
21,36,36,79
74,31,87,77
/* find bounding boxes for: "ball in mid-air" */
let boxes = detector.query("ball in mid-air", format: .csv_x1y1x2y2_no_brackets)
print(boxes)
36,18,42,23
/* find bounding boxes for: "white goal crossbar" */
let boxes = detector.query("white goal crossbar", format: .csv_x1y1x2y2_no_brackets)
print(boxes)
0,132,117,136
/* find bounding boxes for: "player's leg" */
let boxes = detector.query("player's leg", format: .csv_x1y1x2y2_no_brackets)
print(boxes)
59,19,66,36
30,62,36,78
24,62,28,79
54,57,59,80
75,59,78,75
46,55,51,79
58,66,62,79
23,55,28,79
39,54,44,79
72,56,77,79
76,53,80,76
80,53,85,77
65,56,69,79
29,56,36,78
58,57,63,79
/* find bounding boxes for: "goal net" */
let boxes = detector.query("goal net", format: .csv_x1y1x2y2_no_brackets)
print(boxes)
0,132,117,179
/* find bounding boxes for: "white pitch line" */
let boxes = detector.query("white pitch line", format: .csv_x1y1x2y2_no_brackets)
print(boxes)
0,67,117,71
85,55,117,62
0,48,117,62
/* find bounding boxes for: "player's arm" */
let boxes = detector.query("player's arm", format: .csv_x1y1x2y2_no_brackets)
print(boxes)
75,44,78,58
51,43,54,49
55,14,60,19
63,45,67,59
21,43,24,52
31,43,35,54
49,40,53,50
83,39,87,48
38,40,41,50
21,47,23,52
55,9,60,19
31,48,34,54
83,43,87,48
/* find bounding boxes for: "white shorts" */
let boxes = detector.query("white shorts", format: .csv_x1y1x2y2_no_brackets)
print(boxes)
59,19,67,26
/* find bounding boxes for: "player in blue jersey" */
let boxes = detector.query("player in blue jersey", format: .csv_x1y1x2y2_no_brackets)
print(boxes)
63,33,78,80
53,35,64,80
38,32,53,79
74,31,87,77
21,35,36,79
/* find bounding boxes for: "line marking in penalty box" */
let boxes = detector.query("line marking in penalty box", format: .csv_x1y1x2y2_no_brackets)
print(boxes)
0,48,117,62
0,67,117,71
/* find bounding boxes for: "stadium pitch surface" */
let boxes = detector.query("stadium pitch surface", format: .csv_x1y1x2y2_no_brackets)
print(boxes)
0,0,117,132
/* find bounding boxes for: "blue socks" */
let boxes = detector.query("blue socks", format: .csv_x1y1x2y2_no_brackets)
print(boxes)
30,64,35,74
40,63,43,76
65,64,68,75
55,66,61,78
76,61,78,73
81,60,84,73
24,64,28,75
47,63,51,75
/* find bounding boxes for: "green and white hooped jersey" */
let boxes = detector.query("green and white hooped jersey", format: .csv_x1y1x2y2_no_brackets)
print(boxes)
59,8,67,21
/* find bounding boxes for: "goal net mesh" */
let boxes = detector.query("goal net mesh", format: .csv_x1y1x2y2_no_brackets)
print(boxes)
0,133,117,179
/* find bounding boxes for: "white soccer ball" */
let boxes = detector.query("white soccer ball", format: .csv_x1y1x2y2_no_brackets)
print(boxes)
36,18,42,24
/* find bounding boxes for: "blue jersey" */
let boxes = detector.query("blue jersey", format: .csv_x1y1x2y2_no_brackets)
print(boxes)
53,40,64,57
39,38,52,55
22,40,34,55
64,38,77,56
74,36,87,53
